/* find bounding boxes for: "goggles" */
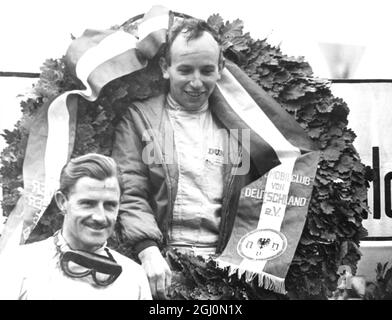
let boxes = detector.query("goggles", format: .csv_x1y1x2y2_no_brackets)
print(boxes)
59,248,122,287
54,231,122,287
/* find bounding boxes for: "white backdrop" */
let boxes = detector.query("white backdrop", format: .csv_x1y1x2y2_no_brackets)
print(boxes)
1,0,392,75
2,0,392,150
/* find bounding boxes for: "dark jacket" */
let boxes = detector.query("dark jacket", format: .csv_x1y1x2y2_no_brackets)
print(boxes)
112,93,255,255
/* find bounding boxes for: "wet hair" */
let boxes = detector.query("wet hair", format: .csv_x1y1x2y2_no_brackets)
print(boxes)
164,18,223,67
59,153,123,196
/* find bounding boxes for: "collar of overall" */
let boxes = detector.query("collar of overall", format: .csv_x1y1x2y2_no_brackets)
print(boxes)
53,230,122,287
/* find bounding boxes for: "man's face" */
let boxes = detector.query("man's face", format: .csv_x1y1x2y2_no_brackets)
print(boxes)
57,176,120,252
161,31,222,110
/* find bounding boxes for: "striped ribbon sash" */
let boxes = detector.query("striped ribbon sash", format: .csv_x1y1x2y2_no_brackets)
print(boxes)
214,62,320,294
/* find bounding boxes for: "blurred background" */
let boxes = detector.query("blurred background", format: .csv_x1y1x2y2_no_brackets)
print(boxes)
1,0,392,279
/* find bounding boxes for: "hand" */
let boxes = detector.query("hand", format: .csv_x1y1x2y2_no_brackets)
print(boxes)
138,246,172,299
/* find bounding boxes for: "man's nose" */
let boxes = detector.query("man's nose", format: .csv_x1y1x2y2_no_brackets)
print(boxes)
189,73,203,89
92,204,107,222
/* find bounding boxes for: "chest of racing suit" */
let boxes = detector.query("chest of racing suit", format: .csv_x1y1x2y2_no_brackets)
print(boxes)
112,93,255,255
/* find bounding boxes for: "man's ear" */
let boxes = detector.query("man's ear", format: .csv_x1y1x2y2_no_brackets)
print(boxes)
54,191,67,213
159,57,170,80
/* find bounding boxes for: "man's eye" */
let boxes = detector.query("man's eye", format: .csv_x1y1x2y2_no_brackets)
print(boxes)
104,202,118,210
80,200,95,207
177,67,192,74
202,68,215,75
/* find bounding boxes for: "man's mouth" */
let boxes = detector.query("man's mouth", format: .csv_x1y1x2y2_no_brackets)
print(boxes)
185,91,205,98
84,223,108,231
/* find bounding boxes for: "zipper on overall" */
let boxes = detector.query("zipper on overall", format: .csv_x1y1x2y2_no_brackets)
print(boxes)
216,147,241,253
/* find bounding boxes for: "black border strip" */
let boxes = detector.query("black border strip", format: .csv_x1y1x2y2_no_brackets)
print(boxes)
362,236,392,241
330,79,392,83
0,71,40,78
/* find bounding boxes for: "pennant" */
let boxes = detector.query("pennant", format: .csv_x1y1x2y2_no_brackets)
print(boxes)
215,153,319,294
0,5,170,253
214,61,320,294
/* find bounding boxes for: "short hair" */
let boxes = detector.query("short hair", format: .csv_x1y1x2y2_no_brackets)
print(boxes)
59,153,123,196
164,18,223,66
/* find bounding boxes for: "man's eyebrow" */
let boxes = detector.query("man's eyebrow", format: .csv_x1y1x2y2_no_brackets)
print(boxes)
105,200,119,204
177,63,216,68
77,198,96,203
176,64,193,68
202,65,217,69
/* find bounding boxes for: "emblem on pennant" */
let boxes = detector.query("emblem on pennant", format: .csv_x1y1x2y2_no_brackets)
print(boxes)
237,229,287,261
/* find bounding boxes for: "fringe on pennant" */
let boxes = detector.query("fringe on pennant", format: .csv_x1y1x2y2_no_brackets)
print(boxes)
215,259,287,295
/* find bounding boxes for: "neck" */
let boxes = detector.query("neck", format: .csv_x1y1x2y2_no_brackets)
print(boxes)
167,93,208,113
58,229,104,253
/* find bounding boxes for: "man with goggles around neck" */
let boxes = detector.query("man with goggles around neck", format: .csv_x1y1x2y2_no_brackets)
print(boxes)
0,153,151,300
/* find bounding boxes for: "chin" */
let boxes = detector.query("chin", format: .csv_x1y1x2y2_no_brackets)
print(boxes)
186,101,204,109
82,239,105,251
83,233,107,247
